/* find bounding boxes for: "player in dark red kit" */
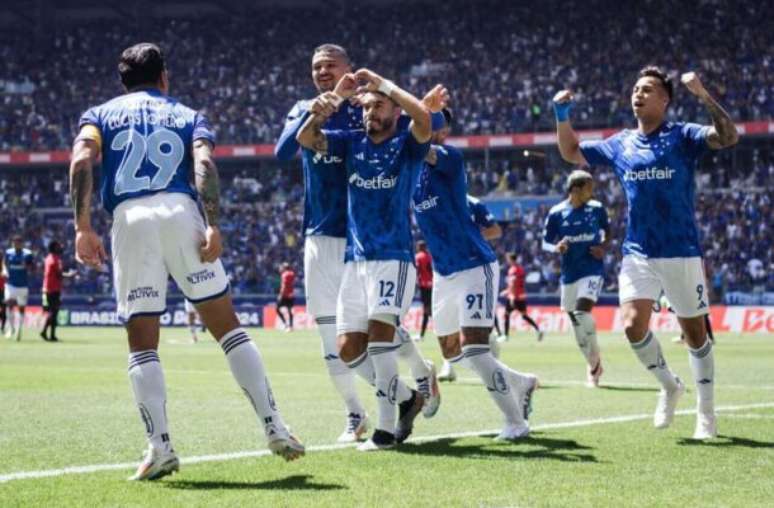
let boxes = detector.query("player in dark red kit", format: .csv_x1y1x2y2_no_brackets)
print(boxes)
41,240,75,342
277,262,296,332
501,253,543,342
414,241,433,341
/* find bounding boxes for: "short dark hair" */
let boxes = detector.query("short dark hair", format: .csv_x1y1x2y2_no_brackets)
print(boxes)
638,65,673,101
48,240,62,254
507,252,517,262
313,44,350,65
417,240,427,250
119,43,166,90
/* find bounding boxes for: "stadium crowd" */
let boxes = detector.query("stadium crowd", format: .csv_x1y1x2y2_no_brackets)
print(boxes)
1,161,771,302
1,0,772,151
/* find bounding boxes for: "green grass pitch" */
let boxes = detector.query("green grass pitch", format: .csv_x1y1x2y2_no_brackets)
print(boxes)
1,327,773,507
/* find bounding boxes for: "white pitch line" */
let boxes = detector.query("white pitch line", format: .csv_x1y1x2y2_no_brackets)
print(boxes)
2,401,773,484
722,414,774,420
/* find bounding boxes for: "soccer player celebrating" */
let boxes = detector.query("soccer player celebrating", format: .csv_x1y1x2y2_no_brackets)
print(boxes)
71,43,304,481
41,240,76,342
276,262,296,332
4,235,34,341
543,170,610,387
414,241,433,341
438,193,504,382
297,69,435,450
553,66,739,439
413,107,538,439
276,44,438,442
501,253,544,342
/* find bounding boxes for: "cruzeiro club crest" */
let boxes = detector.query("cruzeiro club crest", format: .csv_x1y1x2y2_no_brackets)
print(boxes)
138,403,154,437
490,369,509,394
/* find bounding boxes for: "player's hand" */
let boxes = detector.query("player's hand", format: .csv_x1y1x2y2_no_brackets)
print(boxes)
75,229,106,269
422,84,450,113
552,90,574,122
353,68,385,94
425,146,438,165
553,90,574,105
681,72,709,99
310,92,340,118
333,73,358,99
200,225,223,263
589,245,606,260
557,238,570,254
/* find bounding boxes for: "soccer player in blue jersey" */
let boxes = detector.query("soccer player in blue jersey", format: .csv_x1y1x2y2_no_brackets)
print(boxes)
297,70,438,450
553,66,739,439
543,170,611,387
3,235,34,341
71,43,304,480
437,193,504,382
275,44,439,442
413,108,538,440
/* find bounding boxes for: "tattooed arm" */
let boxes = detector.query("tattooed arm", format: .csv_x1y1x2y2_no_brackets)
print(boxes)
193,138,223,263
297,75,358,152
681,72,739,149
69,138,106,268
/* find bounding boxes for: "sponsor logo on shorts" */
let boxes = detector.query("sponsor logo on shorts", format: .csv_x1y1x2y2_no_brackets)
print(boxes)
127,286,160,302
379,298,392,307
186,269,216,285
470,311,482,320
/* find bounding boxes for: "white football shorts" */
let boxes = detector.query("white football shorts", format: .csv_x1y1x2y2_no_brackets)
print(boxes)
560,275,603,312
111,192,229,322
304,235,346,320
432,261,499,337
4,284,29,306
618,255,709,318
336,260,416,335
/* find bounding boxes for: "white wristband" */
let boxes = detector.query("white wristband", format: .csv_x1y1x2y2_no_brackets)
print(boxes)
377,79,397,97
330,94,345,108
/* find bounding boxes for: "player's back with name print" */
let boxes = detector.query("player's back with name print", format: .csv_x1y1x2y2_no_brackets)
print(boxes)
82,89,211,213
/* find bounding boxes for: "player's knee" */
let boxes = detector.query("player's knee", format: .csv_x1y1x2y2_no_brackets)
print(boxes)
337,333,367,362
460,327,490,346
437,334,461,359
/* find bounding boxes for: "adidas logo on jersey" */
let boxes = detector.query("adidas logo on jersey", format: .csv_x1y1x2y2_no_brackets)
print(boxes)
470,311,482,320
349,172,397,190
379,298,392,307
623,167,676,181
413,195,439,212
312,152,343,164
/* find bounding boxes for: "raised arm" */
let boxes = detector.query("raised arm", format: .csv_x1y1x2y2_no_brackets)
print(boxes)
69,137,106,268
193,138,223,263
296,80,354,154
680,72,739,149
553,90,588,165
354,69,432,143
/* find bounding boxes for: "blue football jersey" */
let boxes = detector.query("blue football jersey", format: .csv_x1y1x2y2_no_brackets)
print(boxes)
4,248,33,287
543,199,609,284
275,100,362,237
580,121,709,258
325,129,429,262
78,89,215,214
412,145,496,276
467,195,496,228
